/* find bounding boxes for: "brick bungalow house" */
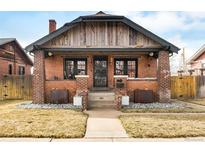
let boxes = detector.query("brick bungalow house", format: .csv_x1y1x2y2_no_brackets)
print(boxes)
25,12,180,110
0,38,33,78
187,44,205,75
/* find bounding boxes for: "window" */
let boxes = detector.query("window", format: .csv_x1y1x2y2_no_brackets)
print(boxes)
127,60,136,78
114,59,138,78
18,66,25,75
115,60,124,75
64,59,87,79
8,64,12,75
202,63,205,68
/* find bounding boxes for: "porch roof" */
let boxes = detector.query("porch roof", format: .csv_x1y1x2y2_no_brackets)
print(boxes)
40,47,163,52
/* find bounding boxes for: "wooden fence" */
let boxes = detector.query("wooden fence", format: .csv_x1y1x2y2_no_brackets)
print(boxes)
0,75,32,100
0,75,204,101
171,75,205,99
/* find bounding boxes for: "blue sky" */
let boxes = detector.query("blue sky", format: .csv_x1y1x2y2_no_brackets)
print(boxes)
1,11,205,59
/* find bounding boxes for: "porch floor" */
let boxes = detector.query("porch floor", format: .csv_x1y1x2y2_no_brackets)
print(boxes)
90,87,112,91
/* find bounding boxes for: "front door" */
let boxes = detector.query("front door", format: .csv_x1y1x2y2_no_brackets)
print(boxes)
93,56,108,87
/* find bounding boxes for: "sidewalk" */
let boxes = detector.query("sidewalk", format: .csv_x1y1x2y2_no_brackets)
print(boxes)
84,108,128,138
0,137,205,142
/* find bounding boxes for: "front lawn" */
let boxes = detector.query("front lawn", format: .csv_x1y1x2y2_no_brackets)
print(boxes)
0,100,88,138
121,101,205,113
185,98,205,106
120,115,205,138
121,107,205,113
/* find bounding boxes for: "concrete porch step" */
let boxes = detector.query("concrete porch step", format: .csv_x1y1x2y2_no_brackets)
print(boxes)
88,92,115,102
88,101,115,109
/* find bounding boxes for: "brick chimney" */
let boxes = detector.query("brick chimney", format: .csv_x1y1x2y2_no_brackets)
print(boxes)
49,19,56,33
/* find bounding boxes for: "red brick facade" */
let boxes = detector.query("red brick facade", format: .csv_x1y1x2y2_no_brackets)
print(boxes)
114,76,128,110
32,50,172,106
0,41,32,78
27,12,178,109
33,50,45,103
158,51,171,103
49,20,56,33
76,75,89,110
0,59,31,77
127,80,158,102
45,80,76,103
41,52,159,105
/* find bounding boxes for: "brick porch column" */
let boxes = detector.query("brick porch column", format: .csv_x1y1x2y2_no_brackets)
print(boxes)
75,75,89,110
33,50,45,103
158,51,171,103
113,75,128,110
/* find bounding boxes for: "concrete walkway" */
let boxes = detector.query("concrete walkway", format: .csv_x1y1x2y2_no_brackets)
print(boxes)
0,137,205,142
84,108,128,138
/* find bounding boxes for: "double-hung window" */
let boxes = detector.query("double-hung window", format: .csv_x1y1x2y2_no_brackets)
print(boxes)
18,66,25,75
8,64,12,75
114,59,138,78
64,58,87,79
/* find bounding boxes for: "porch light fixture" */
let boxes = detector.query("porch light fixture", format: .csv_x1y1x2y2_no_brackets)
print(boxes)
149,52,154,57
169,52,173,57
48,52,53,57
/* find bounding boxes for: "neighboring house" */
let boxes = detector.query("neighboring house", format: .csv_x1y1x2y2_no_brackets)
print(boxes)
0,38,33,78
187,44,205,75
25,12,180,109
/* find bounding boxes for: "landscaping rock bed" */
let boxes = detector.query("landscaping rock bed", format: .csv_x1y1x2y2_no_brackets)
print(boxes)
123,102,187,109
17,102,82,109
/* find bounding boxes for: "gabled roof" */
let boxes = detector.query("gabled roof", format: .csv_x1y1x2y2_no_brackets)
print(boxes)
0,38,33,66
187,44,205,64
0,38,16,46
25,11,180,53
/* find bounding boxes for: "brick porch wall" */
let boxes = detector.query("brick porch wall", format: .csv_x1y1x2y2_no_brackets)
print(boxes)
33,50,45,103
76,75,89,110
45,80,76,103
158,51,171,103
42,53,158,104
127,80,158,102
44,54,157,85
113,75,128,110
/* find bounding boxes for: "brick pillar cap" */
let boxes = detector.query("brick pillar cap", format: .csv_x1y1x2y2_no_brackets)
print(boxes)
114,75,128,78
75,75,89,78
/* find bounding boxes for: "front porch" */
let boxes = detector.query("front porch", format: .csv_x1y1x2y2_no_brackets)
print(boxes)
32,49,170,110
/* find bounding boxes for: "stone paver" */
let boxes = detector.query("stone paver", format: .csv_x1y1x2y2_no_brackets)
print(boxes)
84,108,128,138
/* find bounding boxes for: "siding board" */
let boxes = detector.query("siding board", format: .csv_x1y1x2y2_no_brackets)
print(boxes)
44,21,161,48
